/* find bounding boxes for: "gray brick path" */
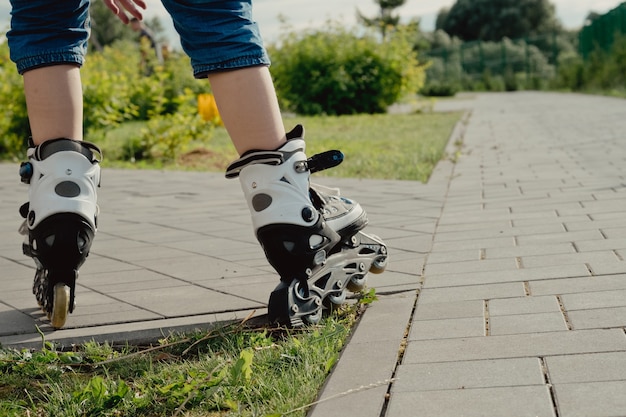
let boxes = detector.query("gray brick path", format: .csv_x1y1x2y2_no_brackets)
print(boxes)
311,92,626,417
2,92,626,417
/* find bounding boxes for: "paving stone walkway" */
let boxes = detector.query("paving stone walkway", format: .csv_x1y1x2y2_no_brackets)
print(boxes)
311,92,626,417
1,92,626,417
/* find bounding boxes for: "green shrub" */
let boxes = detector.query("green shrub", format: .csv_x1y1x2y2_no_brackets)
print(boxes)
269,24,426,115
82,41,212,128
424,37,555,92
503,68,519,91
585,36,626,91
135,89,213,162
0,42,30,159
0,40,213,159
420,81,459,97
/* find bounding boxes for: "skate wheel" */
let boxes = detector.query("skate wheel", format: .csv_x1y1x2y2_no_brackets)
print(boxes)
369,234,387,274
370,257,387,274
324,290,347,311
303,308,322,325
50,283,70,329
346,274,367,292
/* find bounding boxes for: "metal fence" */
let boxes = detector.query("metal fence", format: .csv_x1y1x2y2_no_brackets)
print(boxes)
579,2,626,59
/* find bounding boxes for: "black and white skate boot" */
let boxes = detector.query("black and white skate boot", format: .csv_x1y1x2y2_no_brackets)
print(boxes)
226,125,387,326
19,138,101,328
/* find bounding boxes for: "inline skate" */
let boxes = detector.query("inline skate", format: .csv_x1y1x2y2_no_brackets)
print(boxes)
226,125,388,326
19,138,101,329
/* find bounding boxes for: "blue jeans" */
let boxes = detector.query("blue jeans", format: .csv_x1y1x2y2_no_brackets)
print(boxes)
7,0,270,77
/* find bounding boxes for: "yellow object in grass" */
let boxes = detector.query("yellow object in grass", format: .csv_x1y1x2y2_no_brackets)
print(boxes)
198,93,222,125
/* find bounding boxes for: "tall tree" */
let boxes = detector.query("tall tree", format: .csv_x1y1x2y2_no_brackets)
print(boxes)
436,0,561,41
358,0,407,39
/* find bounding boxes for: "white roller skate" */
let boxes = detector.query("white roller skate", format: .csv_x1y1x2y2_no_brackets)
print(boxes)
226,125,387,326
19,138,101,329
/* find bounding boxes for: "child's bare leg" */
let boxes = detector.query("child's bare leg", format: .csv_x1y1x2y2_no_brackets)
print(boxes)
23,65,83,145
208,66,285,155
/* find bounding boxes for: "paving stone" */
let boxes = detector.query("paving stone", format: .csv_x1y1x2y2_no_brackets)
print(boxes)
383,255,425,275
567,306,626,330
109,285,260,317
418,282,525,304
307,340,398,417
431,236,515,252
545,352,626,384
0,304,39,336
520,251,618,269
402,329,626,364
424,258,516,275
426,249,481,264
366,270,420,293
561,289,626,310
392,358,544,392
575,238,626,252
414,299,484,320
515,230,605,245
530,274,626,296
514,215,591,228
386,386,555,417
409,316,485,340
489,312,568,335
385,234,434,253
130,255,265,281
564,219,625,232
587,259,626,275
349,293,415,344
433,227,519,242
554,381,626,417
488,296,560,316
483,242,576,259
424,264,590,288
435,221,512,234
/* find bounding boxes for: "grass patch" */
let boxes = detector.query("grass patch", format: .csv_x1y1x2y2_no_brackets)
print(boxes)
98,112,461,182
292,112,461,181
0,299,372,417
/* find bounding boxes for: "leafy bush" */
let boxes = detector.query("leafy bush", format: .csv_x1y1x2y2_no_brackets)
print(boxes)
420,81,459,97
553,53,586,90
579,36,626,91
268,24,426,115
82,40,212,127
0,42,30,159
424,35,555,92
0,40,213,159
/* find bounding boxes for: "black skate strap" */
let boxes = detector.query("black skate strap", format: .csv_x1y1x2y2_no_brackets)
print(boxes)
307,150,343,174
33,138,102,163
225,150,284,179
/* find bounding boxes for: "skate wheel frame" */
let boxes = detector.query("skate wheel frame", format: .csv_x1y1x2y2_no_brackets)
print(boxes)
268,231,388,327
49,283,70,329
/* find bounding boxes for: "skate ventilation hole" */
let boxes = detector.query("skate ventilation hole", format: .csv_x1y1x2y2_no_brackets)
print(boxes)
55,181,81,198
251,193,272,211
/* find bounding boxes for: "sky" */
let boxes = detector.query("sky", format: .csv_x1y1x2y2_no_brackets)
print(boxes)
0,0,622,46
148,0,621,44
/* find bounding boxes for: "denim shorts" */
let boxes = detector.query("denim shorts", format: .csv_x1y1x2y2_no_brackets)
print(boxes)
7,0,270,77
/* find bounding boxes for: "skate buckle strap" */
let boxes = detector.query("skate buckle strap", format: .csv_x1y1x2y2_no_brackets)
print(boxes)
33,138,102,163
225,150,284,179
307,150,344,174
225,149,344,179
